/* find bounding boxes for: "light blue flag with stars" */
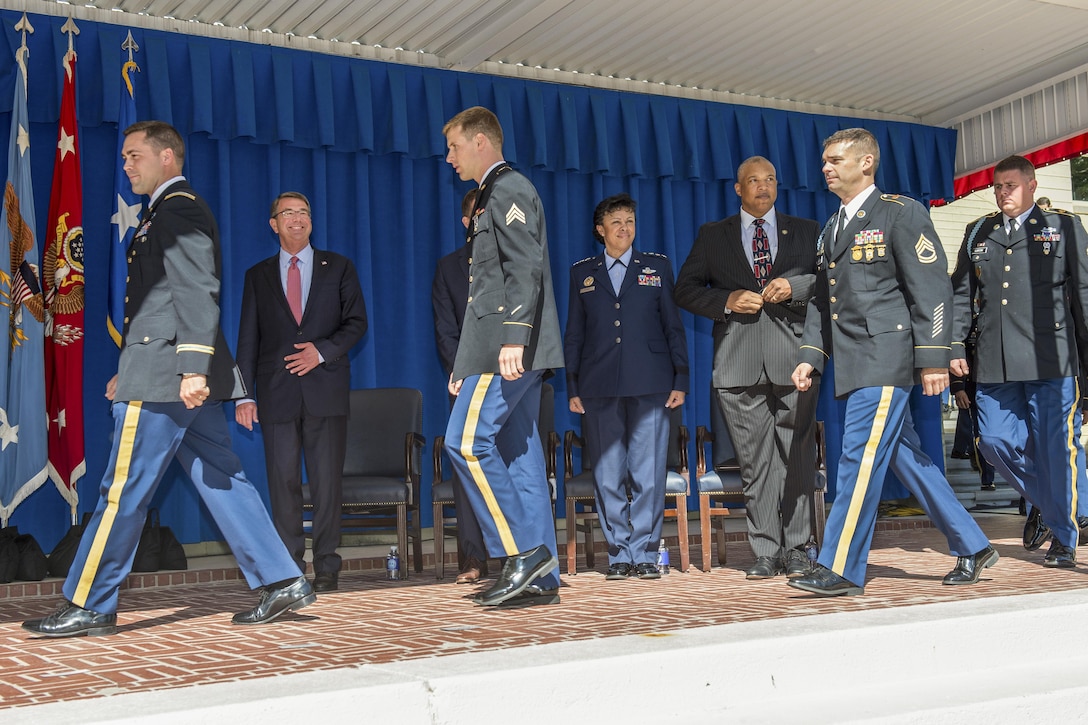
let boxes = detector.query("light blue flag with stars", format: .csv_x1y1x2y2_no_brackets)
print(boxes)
108,49,141,347
0,35,49,524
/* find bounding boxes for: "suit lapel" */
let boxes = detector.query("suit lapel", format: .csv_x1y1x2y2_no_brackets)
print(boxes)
591,254,615,298
261,254,296,322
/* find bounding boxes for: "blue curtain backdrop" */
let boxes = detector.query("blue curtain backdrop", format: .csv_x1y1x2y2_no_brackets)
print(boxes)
1,10,956,551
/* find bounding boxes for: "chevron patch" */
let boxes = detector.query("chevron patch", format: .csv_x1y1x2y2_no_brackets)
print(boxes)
505,202,526,226
932,302,944,339
915,234,938,264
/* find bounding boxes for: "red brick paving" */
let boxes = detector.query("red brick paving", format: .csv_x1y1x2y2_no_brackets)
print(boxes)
2,512,1086,711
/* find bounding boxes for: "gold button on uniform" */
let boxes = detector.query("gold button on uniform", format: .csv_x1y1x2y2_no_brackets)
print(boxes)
1002,299,1008,305
830,296,837,303
832,313,839,320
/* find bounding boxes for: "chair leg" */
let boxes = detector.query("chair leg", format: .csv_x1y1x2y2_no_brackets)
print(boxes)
433,502,445,580
565,498,577,575
715,517,727,566
397,506,409,580
412,512,424,574
699,495,712,572
675,494,689,573
583,512,595,569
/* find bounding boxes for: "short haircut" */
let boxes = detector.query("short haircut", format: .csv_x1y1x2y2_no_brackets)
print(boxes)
443,106,503,149
737,155,776,179
994,155,1036,180
461,188,478,218
592,193,636,244
125,120,185,168
823,128,880,174
270,191,310,219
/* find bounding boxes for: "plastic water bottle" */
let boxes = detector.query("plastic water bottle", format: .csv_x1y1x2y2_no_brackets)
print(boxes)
805,535,819,568
386,545,400,580
656,539,671,575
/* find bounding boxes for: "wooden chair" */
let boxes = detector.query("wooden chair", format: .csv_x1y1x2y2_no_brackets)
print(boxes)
563,406,690,574
431,382,557,579
694,410,744,572
304,387,424,579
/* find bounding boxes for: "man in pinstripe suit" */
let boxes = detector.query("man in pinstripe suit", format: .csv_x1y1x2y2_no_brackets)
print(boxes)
675,156,820,580
789,128,995,596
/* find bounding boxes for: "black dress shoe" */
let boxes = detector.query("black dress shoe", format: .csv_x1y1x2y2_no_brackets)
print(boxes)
942,545,999,585
1078,517,1088,546
980,482,996,491
787,565,864,596
634,562,661,579
746,556,783,580
312,571,339,592
783,549,811,579
605,562,633,580
22,601,117,638
1043,540,1077,568
1023,506,1051,551
232,576,316,624
474,545,558,606
494,585,561,608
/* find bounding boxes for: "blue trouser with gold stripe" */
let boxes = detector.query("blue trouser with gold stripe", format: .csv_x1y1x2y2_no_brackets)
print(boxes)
975,378,1084,549
445,371,560,589
582,393,669,566
818,386,990,587
63,400,301,614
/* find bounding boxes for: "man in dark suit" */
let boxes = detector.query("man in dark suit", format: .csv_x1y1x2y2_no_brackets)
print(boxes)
431,188,491,584
23,121,312,637
565,193,688,580
235,192,368,593
675,156,819,581
442,106,564,607
789,128,995,596
951,155,1088,567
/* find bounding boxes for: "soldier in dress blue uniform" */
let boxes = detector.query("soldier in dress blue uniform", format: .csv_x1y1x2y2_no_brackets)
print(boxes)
789,128,996,597
442,107,565,607
23,121,311,637
951,155,1088,568
564,194,688,580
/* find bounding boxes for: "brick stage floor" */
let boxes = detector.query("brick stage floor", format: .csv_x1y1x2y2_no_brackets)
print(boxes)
2,511,1086,712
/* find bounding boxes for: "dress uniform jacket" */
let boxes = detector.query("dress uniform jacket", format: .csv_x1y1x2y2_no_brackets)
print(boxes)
565,250,688,399
235,249,367,423
452,169,564,380
115,180,245,402
799,190,952,394
675,213,818,388
950,206,1088,383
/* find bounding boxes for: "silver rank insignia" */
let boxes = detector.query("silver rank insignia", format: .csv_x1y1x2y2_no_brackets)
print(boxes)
505,202,526,225
916,234,938,264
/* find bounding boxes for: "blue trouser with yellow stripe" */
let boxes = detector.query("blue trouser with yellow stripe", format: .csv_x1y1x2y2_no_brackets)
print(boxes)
63,400,301,614
445,371,560,589
975,378,1084,549
818,386,990,587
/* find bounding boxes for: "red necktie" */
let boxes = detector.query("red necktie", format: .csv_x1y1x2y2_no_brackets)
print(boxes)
287,256,302,324
752,218,771,288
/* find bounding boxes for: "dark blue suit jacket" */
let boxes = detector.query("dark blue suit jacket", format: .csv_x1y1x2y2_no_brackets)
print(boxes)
235,247,367,422
564,249,688,399
431,244,470,375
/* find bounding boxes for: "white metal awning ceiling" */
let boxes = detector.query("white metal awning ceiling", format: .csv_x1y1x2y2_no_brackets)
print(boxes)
17,0,1088,175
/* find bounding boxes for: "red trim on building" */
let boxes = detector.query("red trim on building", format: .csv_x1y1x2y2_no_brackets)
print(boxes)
947,131,1088,202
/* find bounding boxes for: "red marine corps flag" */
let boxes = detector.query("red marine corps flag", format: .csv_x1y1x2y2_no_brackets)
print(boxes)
44,18,86,510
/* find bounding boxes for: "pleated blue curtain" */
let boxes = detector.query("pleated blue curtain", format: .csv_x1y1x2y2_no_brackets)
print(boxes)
1,9,955,548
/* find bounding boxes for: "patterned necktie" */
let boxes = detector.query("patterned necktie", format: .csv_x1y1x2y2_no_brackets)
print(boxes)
752,218,771,287
287,256,303,324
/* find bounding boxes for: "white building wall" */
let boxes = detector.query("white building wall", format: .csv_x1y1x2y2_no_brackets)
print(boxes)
930,159,1087,274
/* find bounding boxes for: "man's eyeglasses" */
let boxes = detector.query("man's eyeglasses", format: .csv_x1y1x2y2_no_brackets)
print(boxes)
275,208,311,219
